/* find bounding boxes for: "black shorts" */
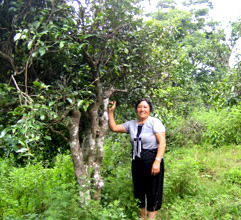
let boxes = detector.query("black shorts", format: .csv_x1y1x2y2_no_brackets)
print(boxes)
132,157,164,212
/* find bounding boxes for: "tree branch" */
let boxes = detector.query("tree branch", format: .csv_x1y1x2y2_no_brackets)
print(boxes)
0,27,9,31
113,88,128,93
12,0,32,29
49,126,69,142
107,23,131,39
24,49,34,95
11,75,33,105
48,104,75,126
83,48,96,68
45,0,55,25
0,50,16,72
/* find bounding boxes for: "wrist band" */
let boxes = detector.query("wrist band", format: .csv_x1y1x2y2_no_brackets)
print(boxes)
155,157,161,162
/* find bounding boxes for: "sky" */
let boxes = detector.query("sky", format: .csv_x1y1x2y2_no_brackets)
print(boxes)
208,0,241,27
142,0,241,27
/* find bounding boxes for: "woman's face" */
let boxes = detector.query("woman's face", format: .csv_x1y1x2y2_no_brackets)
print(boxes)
136,101,151,120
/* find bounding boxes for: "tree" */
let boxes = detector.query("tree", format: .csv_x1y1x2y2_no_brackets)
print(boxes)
148,0,240,111
0,0,173,201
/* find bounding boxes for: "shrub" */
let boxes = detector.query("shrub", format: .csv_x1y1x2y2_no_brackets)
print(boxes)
164,153,201,202
0,161,50,217
0,154,77,219
166,115,206,149
101,134,140,219
222,168,241,185
203,106,241,147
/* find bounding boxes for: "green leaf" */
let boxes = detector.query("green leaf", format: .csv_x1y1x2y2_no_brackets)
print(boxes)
85,100,90,108
77,100,84,107
44,135,52,140
83,105,88,112
59,41,65,48
14,106,24,112
39,48,46,56
40,114,45,120
72,18,77,26
33,81,41,87
34,21,41,29
49,101,55,106
79,43,86,50
32,51,39,57
27,40,33,50
18,140,26,147
40,30,48,36
67,98,72,104
84,34,95,39
16,148,28,153
49,24,58,30
14,33,22,42
83,100,90,112
0,129,7,138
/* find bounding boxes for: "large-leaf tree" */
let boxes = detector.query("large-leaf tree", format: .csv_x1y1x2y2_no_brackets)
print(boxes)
0,0,171,200
149,0,241,112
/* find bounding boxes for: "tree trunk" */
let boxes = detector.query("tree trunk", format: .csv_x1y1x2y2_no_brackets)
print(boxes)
86,88,113,200
92,96,110,200
67,110,90,200
87,101,105,201
67,86,115,201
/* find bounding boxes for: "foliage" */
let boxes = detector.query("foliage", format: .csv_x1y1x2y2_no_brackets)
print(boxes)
223,168,241,185
1,0,241,218
0,151,140,220
0,0,84,160
164,154,201,200
101,134,140,219
155,107,206,149
153,104,241,149
159,145,241,219
0,0,172,200
201,106,241,147
0,139,241,219
148,0,240,112
0,153,76,218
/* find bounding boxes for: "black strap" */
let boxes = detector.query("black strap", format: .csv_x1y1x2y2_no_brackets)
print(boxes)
137,124,143,137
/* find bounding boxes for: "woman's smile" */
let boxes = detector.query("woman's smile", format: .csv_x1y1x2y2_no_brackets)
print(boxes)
137,101,151,121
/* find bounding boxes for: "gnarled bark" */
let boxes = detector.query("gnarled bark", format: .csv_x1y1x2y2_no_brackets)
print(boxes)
91,95,110,200
67,110,90,200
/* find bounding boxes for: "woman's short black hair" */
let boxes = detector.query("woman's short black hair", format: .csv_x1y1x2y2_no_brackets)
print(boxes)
135,98,153,112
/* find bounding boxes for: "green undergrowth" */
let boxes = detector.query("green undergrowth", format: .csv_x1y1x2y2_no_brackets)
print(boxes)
0,144,240,219
102,134,241,219
166,106,241,149
159,144,241,220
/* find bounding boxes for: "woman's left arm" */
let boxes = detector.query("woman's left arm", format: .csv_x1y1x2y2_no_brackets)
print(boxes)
151,132,166,176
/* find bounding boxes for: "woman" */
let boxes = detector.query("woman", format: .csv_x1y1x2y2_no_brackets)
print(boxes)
108,98,166,220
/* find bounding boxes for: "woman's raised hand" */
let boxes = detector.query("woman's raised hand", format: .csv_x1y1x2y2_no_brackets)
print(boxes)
108,101,127,133
108,101,116,112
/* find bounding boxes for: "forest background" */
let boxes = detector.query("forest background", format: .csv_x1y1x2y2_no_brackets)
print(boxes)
0,0,241,219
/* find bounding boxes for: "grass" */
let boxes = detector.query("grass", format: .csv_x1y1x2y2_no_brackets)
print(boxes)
0,144,240,219
158,144,241,220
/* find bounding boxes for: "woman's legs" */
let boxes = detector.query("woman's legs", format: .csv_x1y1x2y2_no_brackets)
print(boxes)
133,159,164,219
148,210,158,219
140,207,146,220
140,208,158,220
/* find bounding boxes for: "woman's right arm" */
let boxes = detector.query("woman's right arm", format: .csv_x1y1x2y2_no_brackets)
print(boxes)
108,101,127,133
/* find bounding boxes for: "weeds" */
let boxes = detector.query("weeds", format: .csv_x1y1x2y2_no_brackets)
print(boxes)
1,106,241,219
